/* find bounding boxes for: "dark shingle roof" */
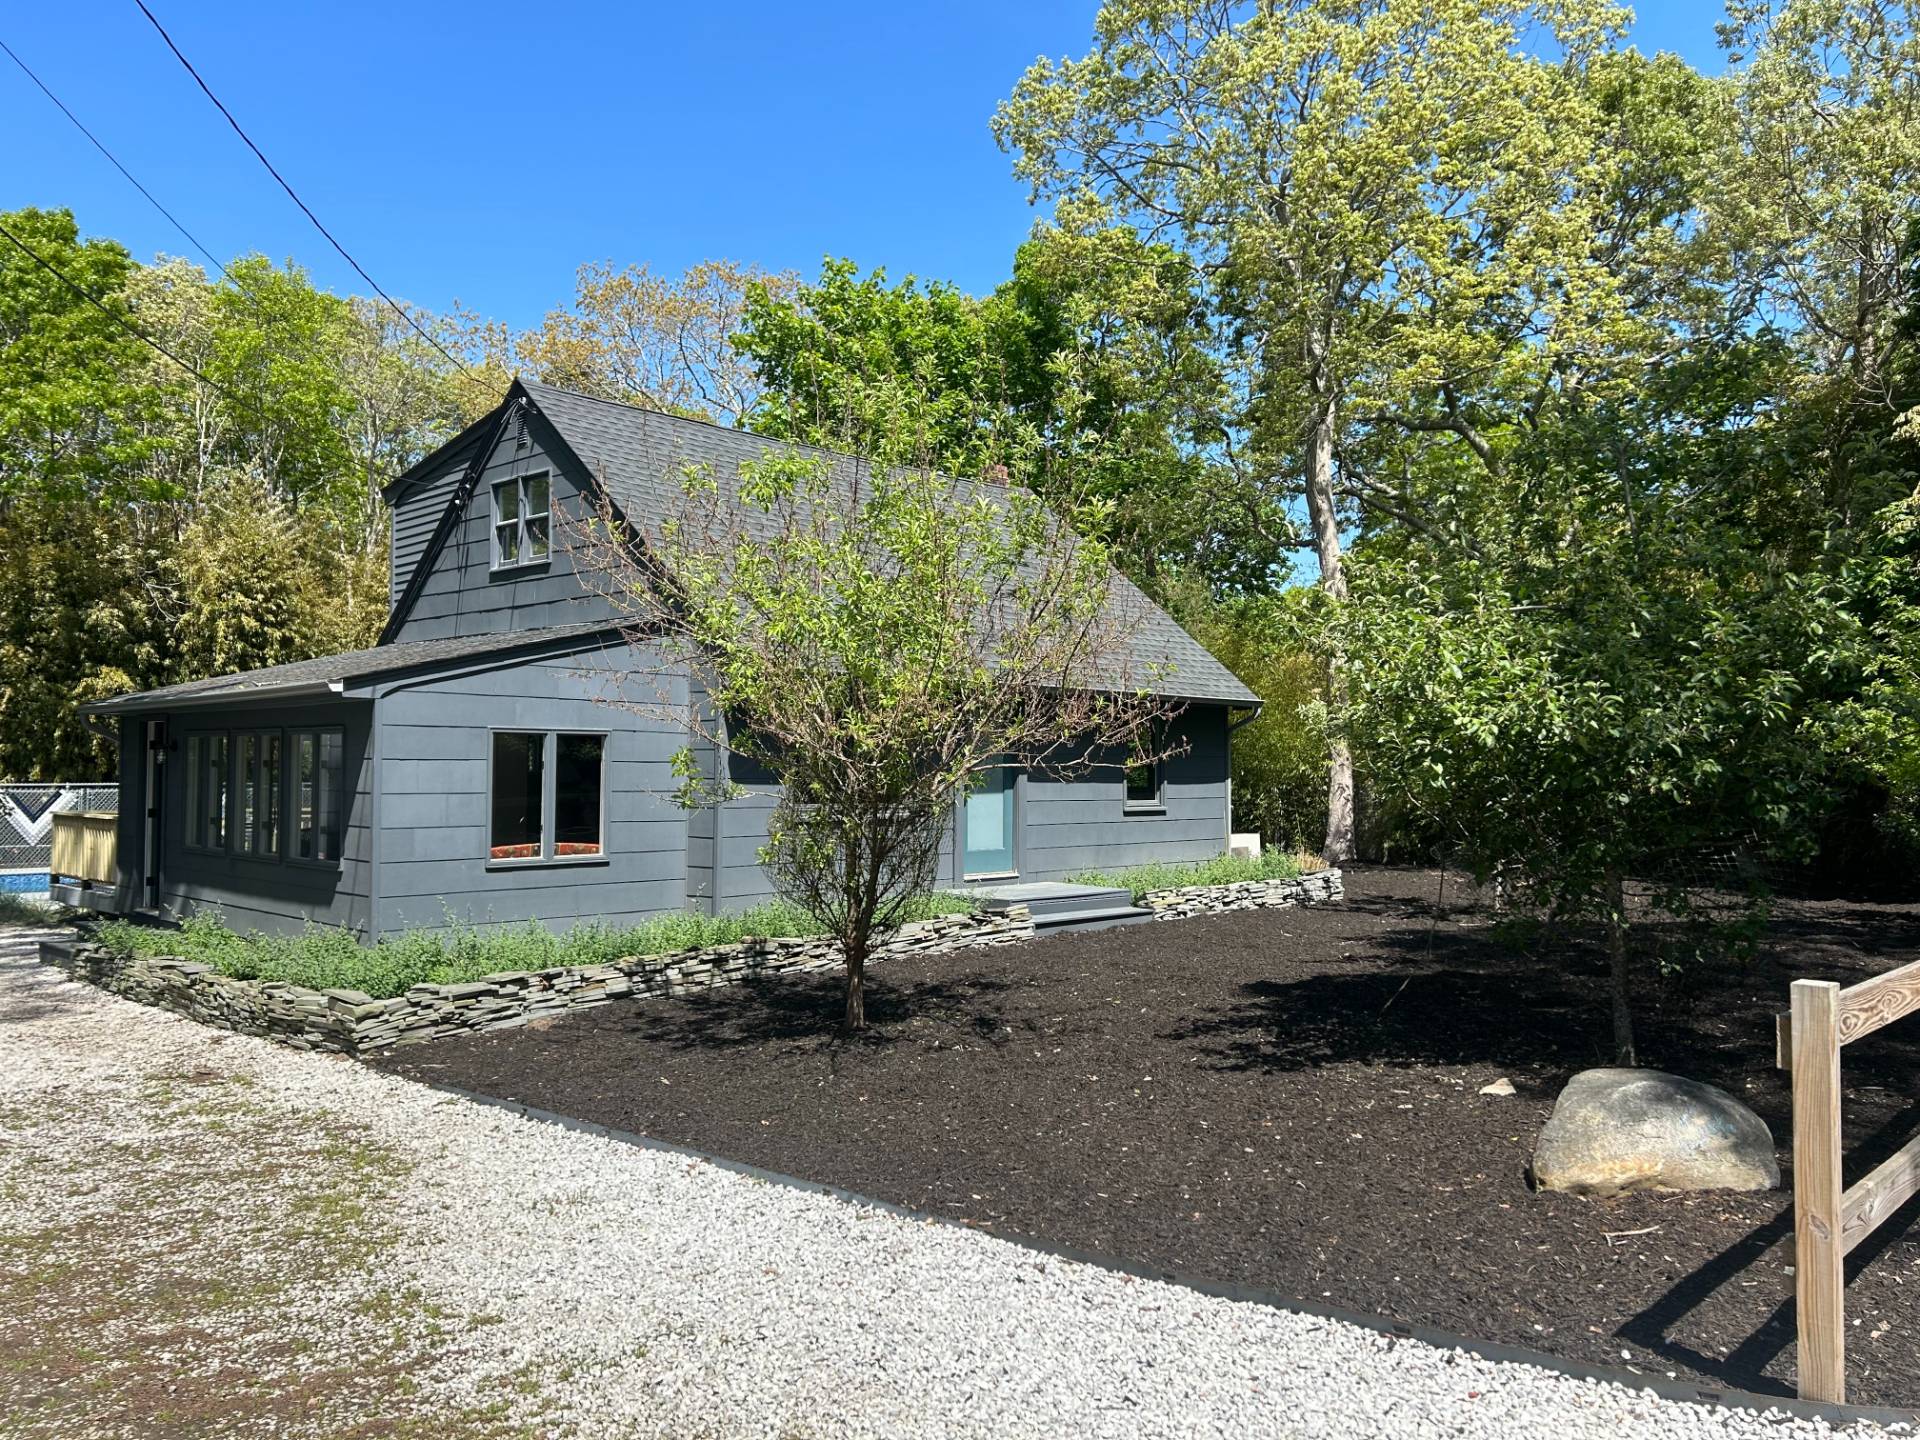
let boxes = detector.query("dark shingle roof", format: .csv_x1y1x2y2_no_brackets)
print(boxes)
82,623,620,715
520,380,1259,707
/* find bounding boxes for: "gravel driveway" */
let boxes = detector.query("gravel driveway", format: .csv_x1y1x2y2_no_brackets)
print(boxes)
1,927,1903,1440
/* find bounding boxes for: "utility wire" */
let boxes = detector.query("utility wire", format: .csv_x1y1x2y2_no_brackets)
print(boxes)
132,0,471,375
1,27,360,386
0,214,236,401
0,34,238,289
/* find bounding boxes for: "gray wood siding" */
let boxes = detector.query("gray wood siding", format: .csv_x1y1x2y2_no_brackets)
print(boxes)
696,707,1233,910
1012,706,1231,878
389,450,472,607
386,423,623,645
154,700,375,937
369,645,689,936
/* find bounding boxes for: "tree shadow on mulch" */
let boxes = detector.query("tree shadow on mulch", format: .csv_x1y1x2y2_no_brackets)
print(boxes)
596,971,1036,1056
1161,920,1612,1078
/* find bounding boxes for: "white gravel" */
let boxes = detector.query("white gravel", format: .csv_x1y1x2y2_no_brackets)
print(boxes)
2,928,1905,1439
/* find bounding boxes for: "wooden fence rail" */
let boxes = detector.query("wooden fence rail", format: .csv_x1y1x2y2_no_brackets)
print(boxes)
49,811,117,887
1775,958,1920,1403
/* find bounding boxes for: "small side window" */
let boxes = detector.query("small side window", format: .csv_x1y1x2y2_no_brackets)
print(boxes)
1124,759,1162,813
492,472,551,570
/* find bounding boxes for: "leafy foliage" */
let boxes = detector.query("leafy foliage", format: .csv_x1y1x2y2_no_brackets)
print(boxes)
1067,849,1313,904
581,400,1177,1029
0,209,468,778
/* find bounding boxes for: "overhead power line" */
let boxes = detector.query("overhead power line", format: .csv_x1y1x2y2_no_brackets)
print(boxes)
131,0,471,376
0,213,237,400
0,34,239,288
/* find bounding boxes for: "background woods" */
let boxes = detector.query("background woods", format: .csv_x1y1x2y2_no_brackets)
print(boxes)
4,0,1919,929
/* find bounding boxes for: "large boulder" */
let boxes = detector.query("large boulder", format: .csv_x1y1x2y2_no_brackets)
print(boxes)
1532,1067,1780,1197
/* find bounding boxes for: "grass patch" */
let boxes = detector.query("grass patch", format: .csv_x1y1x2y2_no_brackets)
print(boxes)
1067,850,1323,903
92,892,977,1001
0,893,63,927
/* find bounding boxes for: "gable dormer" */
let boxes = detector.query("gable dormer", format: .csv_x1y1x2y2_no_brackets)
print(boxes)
381,386,625,646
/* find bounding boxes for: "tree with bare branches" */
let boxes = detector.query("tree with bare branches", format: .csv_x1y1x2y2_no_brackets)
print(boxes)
517,259,798,426
577,400,1178,1031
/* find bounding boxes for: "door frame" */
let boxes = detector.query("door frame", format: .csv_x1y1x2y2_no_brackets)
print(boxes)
143,718,165,909
957,762,1022,881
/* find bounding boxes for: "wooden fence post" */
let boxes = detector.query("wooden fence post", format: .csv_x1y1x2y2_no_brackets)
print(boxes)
1791,977,1845,1403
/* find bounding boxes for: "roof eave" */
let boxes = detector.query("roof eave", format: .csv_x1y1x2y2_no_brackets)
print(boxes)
81,678,349,718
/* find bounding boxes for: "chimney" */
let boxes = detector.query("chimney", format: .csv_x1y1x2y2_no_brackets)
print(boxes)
983,463,1010,486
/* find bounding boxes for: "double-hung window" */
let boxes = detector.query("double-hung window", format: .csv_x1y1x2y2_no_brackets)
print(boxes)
490,731,605,862
492,472,550,570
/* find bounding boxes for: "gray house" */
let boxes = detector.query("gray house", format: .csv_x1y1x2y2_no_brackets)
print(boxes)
78,380,1259,939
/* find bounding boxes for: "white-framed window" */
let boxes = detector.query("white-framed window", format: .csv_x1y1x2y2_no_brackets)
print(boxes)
489,730,605,863
492,471,551,569
1124,758,1163,813
291,729,345,864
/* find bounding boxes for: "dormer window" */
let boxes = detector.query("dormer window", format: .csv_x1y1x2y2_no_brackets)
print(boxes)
492,472,550,570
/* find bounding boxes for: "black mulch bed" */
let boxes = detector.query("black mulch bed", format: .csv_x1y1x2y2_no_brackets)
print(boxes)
369,867,1920,1407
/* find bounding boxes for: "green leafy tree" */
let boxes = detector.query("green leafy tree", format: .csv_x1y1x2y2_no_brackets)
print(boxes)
0,206,159,504
737,233,1269,598
1182,591,1329,849
996,0,1699,863
173,474,322,679
580,398,1175,1030
0,499,168,778
1341,344,1863,1062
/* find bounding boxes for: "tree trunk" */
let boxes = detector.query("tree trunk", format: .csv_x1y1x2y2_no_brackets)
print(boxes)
1302,385,1355,864
1604,869,1635,1066
843,933,867,1033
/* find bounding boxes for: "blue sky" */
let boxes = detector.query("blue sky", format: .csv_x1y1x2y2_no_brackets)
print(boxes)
6,3,1730,334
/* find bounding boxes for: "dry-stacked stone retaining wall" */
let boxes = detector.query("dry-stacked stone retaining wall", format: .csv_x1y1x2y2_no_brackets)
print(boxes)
1139,867,1344,919
39,867,1344,1057
38,908,1034,1057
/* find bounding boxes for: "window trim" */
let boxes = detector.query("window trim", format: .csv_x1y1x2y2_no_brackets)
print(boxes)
490,470,552,574
287,726,348,870
485,727,610,870
1123,757,1165,815
233,728,286,863
181,730,232,854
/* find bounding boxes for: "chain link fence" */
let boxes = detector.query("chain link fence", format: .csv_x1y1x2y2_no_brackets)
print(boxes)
0,783,120,895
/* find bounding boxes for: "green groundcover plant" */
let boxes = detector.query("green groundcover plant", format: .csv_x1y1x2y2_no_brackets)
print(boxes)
93,893,976,1002
1067,850,1316,904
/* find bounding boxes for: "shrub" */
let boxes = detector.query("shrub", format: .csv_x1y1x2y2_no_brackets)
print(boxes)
0,892,61,927
92,892,976,1001
1067,849,1319,903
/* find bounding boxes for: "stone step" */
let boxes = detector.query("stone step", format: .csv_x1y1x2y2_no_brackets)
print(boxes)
1031,904,1155,934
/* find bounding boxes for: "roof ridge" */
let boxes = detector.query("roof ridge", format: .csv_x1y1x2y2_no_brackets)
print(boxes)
517,375,1004,491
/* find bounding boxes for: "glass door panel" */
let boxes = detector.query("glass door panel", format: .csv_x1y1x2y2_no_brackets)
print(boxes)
963,765,1016,876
